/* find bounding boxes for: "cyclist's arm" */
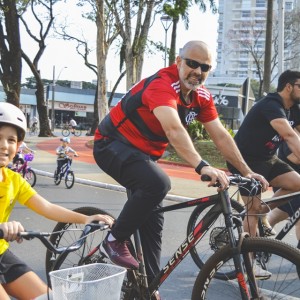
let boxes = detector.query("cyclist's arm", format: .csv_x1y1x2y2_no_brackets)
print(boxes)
203,118,252,176
25,194,114,226
271,118,300,160
153,106,230,188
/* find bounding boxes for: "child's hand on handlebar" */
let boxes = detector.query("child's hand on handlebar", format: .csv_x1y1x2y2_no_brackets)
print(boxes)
85,215,115,227
0,221,25,243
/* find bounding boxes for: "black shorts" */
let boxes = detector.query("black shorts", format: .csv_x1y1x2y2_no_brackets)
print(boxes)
0,250,32,284
227,155,294,196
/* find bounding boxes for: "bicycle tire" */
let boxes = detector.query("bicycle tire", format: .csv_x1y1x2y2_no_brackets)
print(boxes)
53,170,61,185
74,128,81,136
65,170,75,189
187,198,244,280
45,206,140,299
24,169,36,187
191,237,300,300
45,207,114,274
61,129,70,137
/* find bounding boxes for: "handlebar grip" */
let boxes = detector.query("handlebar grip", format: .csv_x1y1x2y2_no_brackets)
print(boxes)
0,229,3,239
201,174,211,182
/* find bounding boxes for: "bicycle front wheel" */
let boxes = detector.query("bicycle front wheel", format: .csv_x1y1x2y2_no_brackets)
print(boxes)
61,129,70,137
45,207,114,275
192,237,300,300
65,170,75,189
187,199,244,280
24,169,36,187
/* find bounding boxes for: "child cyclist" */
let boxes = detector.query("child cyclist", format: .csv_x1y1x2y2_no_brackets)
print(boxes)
0,102,114,300
55,137,78,178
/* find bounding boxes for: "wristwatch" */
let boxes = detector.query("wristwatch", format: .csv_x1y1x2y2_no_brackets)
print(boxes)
195,160,210,174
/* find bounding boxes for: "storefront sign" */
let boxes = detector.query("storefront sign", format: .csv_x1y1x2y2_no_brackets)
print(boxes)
58,102,87,111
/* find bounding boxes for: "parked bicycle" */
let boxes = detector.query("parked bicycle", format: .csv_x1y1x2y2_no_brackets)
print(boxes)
54,154,77,189
29,124,38,136
45,175,300,299
61,124,81,137
9,152,37,187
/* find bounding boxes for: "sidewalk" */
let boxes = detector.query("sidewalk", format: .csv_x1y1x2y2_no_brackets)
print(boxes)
25,132,273,201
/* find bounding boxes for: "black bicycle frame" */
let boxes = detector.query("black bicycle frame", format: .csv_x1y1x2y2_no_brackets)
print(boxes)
132,191,244,295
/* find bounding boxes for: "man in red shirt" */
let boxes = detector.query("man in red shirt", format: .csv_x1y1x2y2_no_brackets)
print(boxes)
93,40,268,299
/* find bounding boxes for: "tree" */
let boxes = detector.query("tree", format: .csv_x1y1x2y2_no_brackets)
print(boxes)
163,0,217,66
56,0,119,126
20,0,57,136
0,1,28,105
107,0,161,89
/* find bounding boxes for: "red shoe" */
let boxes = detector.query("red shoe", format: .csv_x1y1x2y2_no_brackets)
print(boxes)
102,235,139,269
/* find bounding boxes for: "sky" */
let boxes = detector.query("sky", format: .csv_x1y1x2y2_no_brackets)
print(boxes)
20,2,219,93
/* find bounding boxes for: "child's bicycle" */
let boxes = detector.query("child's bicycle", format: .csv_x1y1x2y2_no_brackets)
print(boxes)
10,152,37,187
54,154,77,189
0,223,126,300
44,175,300,300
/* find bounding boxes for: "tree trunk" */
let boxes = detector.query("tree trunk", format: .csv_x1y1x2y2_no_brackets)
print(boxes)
0,1,22,105
96,0,109,122
169,17,179,66
262,0,273,94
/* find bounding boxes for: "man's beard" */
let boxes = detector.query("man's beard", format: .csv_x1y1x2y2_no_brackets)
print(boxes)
183,74,204,91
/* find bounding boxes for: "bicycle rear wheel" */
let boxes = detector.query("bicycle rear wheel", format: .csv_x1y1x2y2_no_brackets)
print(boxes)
192,237,300,300
187,199,244,280
24,169,36,187
65,170,75,189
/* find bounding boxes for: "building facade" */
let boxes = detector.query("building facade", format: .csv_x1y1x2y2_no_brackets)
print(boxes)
0,86,124,128
213,0,300,82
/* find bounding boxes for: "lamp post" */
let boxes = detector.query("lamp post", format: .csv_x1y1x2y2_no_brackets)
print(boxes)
160,15,172,67
51,66,67,131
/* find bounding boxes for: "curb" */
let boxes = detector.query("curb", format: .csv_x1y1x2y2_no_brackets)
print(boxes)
33,169,192,203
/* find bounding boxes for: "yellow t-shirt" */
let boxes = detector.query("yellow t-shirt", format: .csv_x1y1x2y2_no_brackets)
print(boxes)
0,168,36,254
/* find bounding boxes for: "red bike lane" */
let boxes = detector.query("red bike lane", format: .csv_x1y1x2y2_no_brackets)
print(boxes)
36,136,200,181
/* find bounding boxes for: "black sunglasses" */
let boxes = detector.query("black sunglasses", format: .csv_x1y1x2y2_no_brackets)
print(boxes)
181,57,211,72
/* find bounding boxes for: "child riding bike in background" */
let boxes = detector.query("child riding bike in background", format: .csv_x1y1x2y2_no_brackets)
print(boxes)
12,141,35,166
0,102,114,300
55,137,78,179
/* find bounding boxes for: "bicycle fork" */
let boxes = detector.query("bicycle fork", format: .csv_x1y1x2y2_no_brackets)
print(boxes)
220,192,261,300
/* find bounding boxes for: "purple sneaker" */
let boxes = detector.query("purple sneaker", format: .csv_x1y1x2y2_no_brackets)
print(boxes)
102,236,139,270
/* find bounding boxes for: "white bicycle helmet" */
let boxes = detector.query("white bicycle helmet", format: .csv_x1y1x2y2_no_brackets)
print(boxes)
0,102,27,141
60,137,70,143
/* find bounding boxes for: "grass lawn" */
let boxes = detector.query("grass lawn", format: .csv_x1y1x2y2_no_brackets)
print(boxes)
87,139,227,169
165,140,227,169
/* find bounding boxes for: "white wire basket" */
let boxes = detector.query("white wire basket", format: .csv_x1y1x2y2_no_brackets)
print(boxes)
49,263,126,300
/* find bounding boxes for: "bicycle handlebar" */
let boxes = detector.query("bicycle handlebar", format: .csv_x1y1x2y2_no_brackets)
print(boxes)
0,222,109,254
201,174,260,187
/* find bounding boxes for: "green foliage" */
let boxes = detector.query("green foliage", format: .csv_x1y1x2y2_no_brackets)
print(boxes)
187,120,209,140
